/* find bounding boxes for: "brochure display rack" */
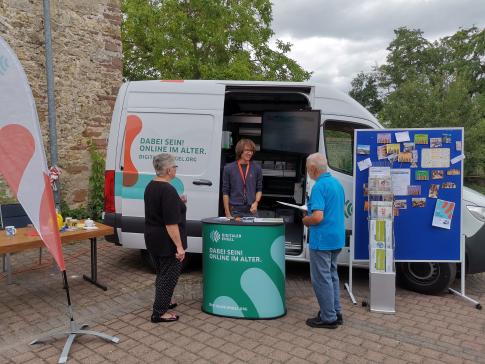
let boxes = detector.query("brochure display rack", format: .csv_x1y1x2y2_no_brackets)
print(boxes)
347,128,480,309
367,167,395,313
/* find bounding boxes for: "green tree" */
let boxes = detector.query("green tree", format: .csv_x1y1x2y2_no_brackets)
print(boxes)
121,0,311,81
349,26,485,176
349,71,383,116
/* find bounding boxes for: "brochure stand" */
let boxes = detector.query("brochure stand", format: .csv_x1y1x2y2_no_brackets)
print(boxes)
367,167,395,313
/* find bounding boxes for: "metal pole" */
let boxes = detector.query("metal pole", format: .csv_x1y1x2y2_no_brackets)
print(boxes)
42,0,60,208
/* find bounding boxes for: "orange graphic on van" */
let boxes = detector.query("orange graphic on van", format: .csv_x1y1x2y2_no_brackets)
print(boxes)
123,115,143,186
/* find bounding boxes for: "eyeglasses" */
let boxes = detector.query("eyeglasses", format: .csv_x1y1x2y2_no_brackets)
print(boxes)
243,149,254,153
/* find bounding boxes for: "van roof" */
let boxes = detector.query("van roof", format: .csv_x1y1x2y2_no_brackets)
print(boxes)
125,80,379,124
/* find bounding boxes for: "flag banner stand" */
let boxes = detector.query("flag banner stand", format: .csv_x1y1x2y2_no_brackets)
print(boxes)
0,37,121,362
30,271,120,363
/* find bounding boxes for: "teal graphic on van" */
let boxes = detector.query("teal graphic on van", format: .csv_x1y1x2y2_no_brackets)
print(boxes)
344,199,353,218
115,172,184,199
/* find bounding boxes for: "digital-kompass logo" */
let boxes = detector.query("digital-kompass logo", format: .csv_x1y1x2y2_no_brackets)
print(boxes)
210,230,221,243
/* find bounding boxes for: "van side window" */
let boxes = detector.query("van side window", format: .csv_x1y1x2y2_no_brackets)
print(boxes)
323,120,371,175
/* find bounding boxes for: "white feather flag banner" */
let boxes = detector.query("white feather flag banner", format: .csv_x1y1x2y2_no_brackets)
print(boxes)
0,36,65,271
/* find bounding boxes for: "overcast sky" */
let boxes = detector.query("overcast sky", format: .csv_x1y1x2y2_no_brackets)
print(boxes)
271,0,485,91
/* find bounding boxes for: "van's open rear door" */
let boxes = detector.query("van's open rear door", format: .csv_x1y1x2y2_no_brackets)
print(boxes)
118,81,225,250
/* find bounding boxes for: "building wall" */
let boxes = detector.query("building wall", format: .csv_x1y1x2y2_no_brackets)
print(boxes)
0,0,122,205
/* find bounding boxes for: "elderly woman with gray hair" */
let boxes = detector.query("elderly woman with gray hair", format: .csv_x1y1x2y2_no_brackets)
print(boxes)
144,153,186,323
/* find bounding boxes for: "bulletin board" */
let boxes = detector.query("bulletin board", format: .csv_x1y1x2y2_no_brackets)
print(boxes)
353,128,464,262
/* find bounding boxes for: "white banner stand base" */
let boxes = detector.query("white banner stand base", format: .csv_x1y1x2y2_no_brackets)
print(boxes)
449,288,482,310
346,237,358,305
345,282,357,305
448,236,482,310
448,246,482,310
31,319,120,364
31,272,119,364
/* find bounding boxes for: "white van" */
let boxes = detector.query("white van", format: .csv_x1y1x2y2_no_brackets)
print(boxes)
103,80,485,294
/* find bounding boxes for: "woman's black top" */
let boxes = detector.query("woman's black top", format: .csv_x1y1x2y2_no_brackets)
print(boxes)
144,180,187,257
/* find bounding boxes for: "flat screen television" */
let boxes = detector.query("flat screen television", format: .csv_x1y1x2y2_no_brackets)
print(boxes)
262,110,320,154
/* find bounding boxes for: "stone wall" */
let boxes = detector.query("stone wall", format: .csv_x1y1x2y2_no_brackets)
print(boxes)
0,0,122,206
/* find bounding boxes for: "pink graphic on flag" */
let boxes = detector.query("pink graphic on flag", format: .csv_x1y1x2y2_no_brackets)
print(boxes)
0,37,65,271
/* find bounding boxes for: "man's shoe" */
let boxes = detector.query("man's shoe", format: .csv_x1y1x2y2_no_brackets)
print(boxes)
315,311,343,325
336,312,343,325
306,317,338,329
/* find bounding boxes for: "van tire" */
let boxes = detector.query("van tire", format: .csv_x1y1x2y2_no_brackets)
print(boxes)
396,262,456,294
140,249,190,273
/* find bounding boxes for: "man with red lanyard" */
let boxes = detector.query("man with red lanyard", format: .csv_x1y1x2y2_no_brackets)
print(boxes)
223,139,263,218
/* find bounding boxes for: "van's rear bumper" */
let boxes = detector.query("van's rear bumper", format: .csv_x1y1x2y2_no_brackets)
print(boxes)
465,222,485,274
102,213,202,245
103,212,121,245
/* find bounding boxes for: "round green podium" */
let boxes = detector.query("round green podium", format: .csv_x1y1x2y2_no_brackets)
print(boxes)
202,218,286,319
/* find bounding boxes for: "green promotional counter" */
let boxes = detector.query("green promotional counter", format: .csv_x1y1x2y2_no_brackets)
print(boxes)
202,218,286,319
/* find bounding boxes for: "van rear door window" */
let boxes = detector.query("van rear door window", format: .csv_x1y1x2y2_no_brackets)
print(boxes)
323,120,371,175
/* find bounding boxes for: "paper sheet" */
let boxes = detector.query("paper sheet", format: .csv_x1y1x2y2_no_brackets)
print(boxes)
451,154,465,164
391,169,410,196
276,201,307,211
421,148,450,168
357,158,372,171
395,131,410,142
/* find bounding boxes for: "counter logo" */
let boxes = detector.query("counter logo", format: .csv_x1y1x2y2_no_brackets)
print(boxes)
210,230,221,243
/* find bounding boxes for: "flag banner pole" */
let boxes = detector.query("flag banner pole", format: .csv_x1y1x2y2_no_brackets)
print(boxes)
0,36,120,363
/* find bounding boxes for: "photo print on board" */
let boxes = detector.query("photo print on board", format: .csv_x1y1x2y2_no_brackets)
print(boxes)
398,152,412,163
377,145,388,160
357,144,370,155
447,169,460,176
415,170,429,181
412,198,427,208
442,133,452,144
432,170,444,179
387,153,398,163
414,134,429,145
429,184,440,198
430,137,442,148
408,185,421,196
403,142,415,152
377,133,391,144
386,143,400,155
442,182,456,189
394,199,407,209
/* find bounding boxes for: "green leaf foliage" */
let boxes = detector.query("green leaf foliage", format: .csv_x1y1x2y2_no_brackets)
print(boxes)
121,0,311,81
61,142,105,221
87,142,106,221
349,26,485,177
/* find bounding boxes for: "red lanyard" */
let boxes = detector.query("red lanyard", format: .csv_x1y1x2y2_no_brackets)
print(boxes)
237,161,250,195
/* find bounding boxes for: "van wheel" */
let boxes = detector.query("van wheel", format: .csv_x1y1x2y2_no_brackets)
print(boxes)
140,249,191,273
396,262,456,294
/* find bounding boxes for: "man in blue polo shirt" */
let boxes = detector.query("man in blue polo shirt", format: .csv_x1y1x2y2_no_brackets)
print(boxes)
302,153,345,329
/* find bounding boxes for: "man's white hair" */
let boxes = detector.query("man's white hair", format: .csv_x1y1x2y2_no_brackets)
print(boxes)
306,153,328,173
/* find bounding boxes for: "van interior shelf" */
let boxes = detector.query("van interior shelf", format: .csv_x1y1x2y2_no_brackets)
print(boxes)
224,115,262,124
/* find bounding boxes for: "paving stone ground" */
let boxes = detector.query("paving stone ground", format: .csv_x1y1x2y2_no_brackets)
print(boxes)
1,240,484,363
